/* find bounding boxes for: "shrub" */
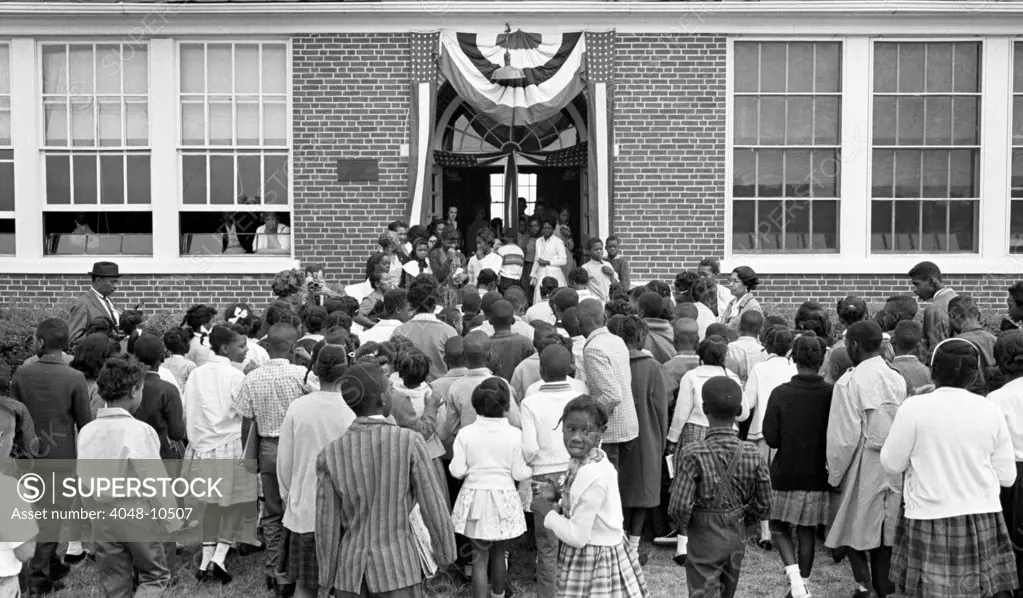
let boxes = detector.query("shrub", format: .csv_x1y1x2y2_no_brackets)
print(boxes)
0,306,69,373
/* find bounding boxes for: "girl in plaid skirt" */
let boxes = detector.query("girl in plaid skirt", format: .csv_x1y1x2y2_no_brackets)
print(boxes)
881,338,1018,598
532,396,648,598
763,332,833,598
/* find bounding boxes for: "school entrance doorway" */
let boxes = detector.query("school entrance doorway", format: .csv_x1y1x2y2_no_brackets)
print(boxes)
431,86,591,252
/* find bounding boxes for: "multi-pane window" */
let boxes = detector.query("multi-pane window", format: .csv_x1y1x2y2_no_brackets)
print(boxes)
870,42,981,253
0,43,12,255
732,41,841,253
41,43,152,255
1010,42,1023,253
178,42,290,256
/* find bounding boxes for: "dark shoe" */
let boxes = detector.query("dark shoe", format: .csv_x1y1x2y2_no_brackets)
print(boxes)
62,551,89,565
51,562,70,581
673,553,687,567
832,546,847,563
276,583,296,598
757,538,774,552
852,590,878,598
639,551,649,567
266,575,277,591
237,542,265,556
210,562,232,585
195,567,210,583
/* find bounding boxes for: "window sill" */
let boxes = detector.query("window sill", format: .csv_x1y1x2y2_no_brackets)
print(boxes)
0,255,300,275
724,253,1019,276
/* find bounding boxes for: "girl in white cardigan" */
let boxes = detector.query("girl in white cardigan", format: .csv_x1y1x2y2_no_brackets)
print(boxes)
532,396,649,598
881,338,1018,598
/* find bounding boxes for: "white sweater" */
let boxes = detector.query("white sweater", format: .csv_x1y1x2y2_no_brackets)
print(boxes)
739,355,798,440
880,387,1017,520
988,377,1023,461
520,382,578,475
667,365,741,442
449,416,533,491
544,454,626,548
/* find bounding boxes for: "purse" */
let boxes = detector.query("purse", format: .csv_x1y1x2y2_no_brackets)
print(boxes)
409,503,438,578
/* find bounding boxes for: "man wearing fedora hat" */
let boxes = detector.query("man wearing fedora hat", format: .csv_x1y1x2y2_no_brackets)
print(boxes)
67,261,121,347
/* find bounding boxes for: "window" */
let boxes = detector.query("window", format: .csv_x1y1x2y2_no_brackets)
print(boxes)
732,41,841,253
1011,42,1023,253
178,42,290,257
0,43,13,255
41,43,151,255
870,42,981,253
489,172,537,222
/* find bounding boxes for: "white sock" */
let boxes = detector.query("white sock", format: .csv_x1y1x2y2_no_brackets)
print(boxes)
627,535,640,554
802,577,811,595
675,535,688,556
760,520,771,540
65,541,84,556
856,582,869,592
213,542,231,567
785,564,808,598
200,544,215,570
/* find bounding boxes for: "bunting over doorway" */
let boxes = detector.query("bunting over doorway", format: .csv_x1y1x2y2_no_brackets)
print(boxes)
406,28,615,242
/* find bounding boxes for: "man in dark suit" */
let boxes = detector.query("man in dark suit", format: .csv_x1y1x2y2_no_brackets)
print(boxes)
11,318,92,597
67,261,121,348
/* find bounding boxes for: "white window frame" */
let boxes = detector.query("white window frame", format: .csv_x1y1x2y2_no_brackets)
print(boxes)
725,35,1012,275
175,39,293,260
729,39,843,255
0,37,297,274
0,41,13,255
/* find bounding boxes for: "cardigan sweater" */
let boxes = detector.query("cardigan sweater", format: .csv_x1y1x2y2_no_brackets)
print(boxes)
762,374,833,491
881,387,1016,520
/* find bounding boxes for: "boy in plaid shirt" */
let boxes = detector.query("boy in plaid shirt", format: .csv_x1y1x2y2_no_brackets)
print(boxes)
668,376,772,598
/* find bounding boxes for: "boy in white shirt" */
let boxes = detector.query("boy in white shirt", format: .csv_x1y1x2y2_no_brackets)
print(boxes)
520,346,578,598
0,404,38,597
581,237,618,303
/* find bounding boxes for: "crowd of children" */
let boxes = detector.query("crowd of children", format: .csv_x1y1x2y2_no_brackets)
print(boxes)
3,218,1023,598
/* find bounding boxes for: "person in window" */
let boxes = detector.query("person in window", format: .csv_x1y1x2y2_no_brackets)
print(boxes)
256,212,291,254
72,213,93,235
219,211,257,255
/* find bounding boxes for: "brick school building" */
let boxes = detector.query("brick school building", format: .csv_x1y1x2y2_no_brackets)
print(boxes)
0,0,1021,316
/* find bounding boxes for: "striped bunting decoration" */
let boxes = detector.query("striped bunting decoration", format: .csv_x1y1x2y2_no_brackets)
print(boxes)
407,31,440,226
439,29,587,126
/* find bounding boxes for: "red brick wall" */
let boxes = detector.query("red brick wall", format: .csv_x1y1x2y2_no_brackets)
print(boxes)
613,34,728,282
292,33,408,280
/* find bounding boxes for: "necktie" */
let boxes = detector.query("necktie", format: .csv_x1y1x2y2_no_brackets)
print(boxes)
102,296,117,322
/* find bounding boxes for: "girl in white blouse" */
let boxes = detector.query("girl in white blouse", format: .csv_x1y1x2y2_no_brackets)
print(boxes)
532,395,648,598
881,338,1017,598
529,220,568,304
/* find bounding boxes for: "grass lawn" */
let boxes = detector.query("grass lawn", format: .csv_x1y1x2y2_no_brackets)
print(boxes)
51,532,862,597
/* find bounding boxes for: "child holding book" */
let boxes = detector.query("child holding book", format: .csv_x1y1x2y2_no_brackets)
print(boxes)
531,395,649,598
668,376,772,597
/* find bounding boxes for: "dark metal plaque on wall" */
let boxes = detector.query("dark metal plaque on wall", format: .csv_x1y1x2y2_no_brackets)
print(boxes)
337,159,379,182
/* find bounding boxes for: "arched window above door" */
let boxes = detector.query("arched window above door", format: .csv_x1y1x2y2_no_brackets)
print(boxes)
435,90,587,154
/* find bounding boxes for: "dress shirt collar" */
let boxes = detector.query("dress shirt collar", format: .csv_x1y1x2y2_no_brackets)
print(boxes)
412,313,439,322
96,407,133,419
464,367,493,377
443,367,468,378
266,358,292,366
705,426,738,439
38,353,68,365
207,355,231,366
892,355,919,363
90,287,111,304
933,287,956,301
585,327,610,342
538,380,572,392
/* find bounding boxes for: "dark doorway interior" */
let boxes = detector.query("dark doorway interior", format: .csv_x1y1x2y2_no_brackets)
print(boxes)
442,166,583,261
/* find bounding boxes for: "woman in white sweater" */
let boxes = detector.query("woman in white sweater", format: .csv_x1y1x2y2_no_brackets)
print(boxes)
881,338,1018,598
990,330,1023,596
